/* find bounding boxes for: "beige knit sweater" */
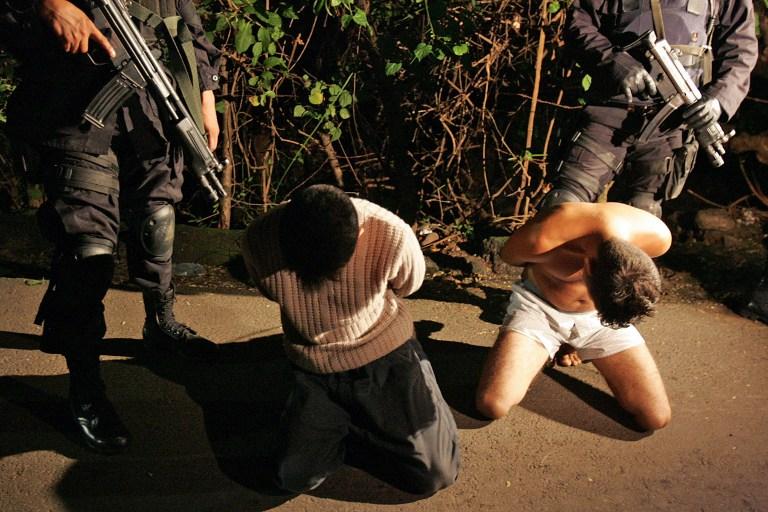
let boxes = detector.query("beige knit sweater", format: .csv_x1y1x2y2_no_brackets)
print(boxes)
241,197,425,374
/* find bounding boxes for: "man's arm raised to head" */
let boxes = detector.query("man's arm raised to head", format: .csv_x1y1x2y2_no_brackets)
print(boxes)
599,202,672,258
499,202,672,266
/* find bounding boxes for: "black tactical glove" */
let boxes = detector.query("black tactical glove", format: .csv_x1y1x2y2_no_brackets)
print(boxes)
682,95,722,132
610,51,658,103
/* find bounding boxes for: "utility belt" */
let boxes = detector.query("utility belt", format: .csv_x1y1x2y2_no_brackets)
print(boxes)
47,151,120,196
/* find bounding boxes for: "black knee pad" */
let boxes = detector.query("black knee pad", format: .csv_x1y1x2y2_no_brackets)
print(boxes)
137,203,175,261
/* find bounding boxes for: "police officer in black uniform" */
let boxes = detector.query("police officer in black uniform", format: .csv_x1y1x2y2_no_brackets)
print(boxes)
541,0,757,217
0,0,221,453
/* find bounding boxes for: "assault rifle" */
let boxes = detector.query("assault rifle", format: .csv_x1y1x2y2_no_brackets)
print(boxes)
635,30,733,168
82,0,227,201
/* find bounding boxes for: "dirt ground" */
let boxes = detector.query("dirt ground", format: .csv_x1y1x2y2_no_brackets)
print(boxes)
0,210,767,512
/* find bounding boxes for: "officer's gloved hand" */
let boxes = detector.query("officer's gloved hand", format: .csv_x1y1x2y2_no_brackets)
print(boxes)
610,51,657,103
682,95,722,131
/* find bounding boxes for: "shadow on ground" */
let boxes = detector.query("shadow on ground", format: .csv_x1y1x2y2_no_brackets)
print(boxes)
0,322,646,511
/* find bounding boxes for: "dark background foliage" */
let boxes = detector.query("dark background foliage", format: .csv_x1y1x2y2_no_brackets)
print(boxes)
0,0,766,248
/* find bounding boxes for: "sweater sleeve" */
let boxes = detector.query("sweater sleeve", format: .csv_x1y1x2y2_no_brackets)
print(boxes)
388,221,425,298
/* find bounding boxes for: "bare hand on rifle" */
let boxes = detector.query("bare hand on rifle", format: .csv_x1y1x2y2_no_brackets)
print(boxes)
37,0,115,57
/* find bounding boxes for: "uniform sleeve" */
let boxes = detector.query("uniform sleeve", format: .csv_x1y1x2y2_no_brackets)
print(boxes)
704,0,758,120
176,0,222,91
388,222,426,298
565,0,616,73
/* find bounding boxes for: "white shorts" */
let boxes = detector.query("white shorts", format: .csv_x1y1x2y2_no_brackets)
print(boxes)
501,280,645,361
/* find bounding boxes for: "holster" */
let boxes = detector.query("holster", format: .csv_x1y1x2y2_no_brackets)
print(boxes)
664,130,699,200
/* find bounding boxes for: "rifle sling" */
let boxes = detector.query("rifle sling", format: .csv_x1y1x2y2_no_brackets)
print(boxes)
649,0,666,41
127,2,204,132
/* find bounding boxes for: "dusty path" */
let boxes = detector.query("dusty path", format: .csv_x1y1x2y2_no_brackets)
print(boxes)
1,273,766,512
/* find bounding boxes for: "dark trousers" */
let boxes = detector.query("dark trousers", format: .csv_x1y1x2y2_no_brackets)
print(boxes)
553,105,685,202
34,96,183,362
275,338,460,495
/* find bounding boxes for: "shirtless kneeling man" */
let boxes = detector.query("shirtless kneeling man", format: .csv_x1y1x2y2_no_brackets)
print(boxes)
476,202,672,431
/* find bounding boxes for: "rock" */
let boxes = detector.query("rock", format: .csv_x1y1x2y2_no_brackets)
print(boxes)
173,262,207,277
482,236,515,275
424,256,441,274
694,209,736,232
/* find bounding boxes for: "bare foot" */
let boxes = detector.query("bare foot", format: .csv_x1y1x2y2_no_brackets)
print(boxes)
555,344,583,367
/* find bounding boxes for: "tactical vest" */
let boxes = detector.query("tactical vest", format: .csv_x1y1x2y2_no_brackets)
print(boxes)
137,0,176,18
604,0,716,85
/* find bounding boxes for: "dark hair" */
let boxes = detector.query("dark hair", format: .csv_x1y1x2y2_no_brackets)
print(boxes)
586,238,662,328
279,184,359,286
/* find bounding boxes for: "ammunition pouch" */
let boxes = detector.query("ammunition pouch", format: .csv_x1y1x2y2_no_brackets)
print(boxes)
664,130,699,200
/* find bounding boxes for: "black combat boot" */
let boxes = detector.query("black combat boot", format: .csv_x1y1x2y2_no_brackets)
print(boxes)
142,286,218,360
67,354,131,454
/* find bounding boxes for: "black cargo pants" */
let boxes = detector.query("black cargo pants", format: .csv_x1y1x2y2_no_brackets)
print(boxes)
35,94,184,358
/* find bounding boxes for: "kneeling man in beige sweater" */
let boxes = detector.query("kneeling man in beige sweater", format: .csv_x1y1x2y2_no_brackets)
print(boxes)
242,184,460,495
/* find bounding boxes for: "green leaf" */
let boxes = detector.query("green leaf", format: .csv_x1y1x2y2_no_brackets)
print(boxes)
234,20,255,54
281,6,298,20
215,100,227,114
414,43,433,62
271,27,284,41
293,105,307,117
257,26,271,48
214,15,229,33
309,89,325,105
352,8,368,26
384,61,402,76
452,43,469,56
267,11,282,28
263,56,286,69
338,91,353,107
548,0,561,13
339,107,351,119
252,41,263,57
329,126,342,141
581,74,592,91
